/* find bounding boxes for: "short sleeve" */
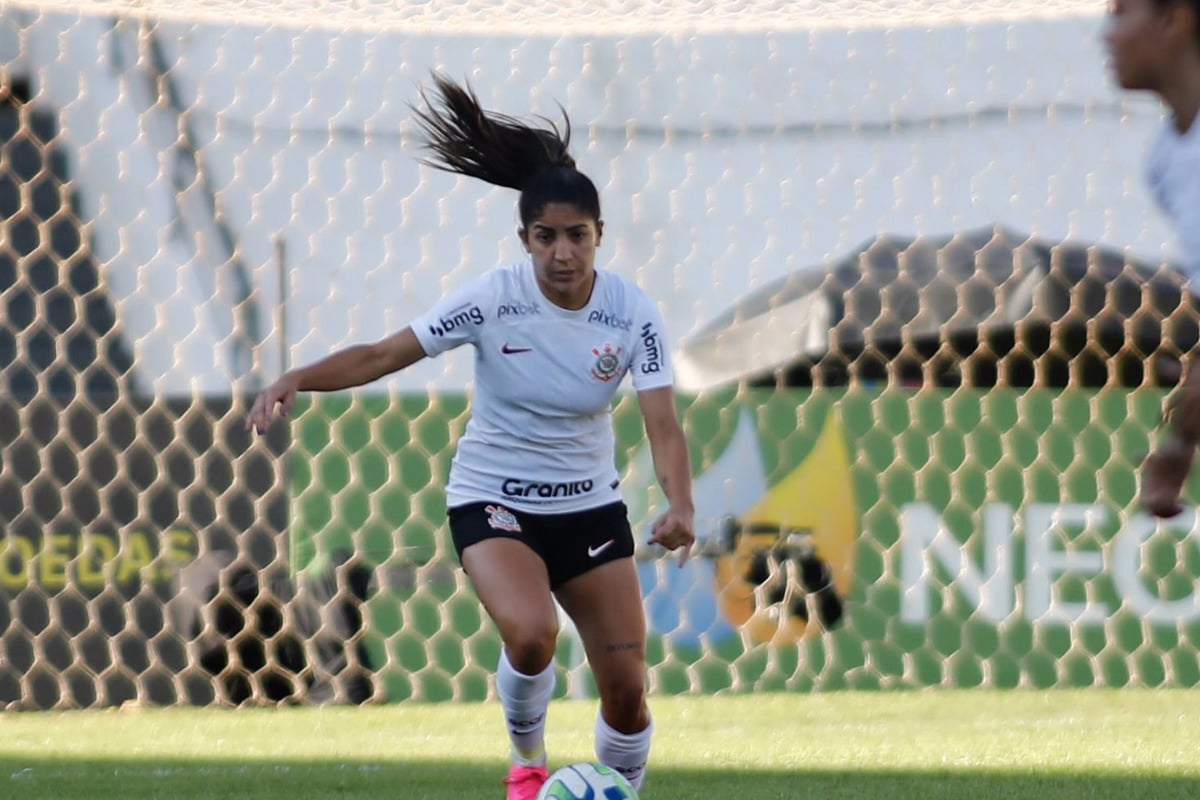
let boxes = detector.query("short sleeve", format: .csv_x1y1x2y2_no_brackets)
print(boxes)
1171,170,1200,284
1145,128,1200,288
410,274,493,357
628,292,674,392
1177,230,1200,295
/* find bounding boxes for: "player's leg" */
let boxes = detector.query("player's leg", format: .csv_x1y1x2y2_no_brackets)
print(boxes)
556,558,652,789
451,504,557,798
551,504,651,790
1142,356,1200,517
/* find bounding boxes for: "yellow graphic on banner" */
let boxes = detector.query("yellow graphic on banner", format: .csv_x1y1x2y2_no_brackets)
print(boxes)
714,412,857,644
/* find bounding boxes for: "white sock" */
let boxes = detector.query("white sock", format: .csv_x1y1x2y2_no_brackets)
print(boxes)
496,649,556,767
595,712,653,790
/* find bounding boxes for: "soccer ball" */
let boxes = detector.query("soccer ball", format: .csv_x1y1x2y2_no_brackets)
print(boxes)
535,762,639,800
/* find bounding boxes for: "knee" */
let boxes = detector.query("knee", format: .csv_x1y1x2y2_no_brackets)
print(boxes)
503,620,558,674
598,676,647,733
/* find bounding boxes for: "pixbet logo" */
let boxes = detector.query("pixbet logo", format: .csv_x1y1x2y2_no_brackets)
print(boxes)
428,304,484,336
587,309,633,331
639,322,662,374
497,301,540,318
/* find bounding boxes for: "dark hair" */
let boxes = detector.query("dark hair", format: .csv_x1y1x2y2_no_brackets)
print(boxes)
411,73,602,228
1154,0,1200,43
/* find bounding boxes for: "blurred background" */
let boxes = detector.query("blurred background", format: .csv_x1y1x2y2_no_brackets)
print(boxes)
2,0,1199,711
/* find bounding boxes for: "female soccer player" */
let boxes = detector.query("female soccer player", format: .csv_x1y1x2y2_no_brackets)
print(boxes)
1106,0,1200,517
246,74,695,798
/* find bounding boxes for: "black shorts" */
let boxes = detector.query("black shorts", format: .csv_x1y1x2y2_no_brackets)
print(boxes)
447,501,636,589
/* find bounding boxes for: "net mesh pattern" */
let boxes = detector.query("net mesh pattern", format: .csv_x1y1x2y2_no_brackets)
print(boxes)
2,2,1199,709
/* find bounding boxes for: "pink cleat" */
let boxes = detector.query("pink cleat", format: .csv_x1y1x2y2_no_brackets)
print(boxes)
504,764,549,800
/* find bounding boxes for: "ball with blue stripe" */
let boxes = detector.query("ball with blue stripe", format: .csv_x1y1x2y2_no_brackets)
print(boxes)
535,763,639,800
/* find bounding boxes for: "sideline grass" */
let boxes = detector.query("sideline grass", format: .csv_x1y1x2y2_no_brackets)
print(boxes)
2,689,1198,799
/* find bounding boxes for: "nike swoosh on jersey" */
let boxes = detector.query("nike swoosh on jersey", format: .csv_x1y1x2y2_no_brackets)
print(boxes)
501,343,533,354
587,539,615,558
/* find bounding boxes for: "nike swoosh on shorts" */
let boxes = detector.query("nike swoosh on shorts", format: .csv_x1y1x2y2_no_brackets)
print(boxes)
587,539,615,558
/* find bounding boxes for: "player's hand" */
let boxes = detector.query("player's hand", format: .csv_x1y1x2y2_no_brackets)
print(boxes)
1139,436,1195,518
648,506,696,567
246,374,300,434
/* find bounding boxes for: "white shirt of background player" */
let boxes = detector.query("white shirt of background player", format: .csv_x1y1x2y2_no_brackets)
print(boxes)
1145,117,1200,291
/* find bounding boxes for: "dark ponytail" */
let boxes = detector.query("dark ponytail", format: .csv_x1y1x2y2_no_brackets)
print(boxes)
411,73,602,227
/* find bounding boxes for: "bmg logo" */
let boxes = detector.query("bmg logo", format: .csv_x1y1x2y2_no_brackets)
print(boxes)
429,304,484,336
639,322,662,374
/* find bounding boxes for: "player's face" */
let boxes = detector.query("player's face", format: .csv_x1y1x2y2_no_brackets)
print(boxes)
521,203,603,310
1104,0,1172,90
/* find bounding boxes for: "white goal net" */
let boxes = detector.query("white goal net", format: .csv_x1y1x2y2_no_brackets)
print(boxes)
2,0,1199,710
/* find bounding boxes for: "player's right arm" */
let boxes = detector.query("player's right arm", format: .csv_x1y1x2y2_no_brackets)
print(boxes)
247,327,427,434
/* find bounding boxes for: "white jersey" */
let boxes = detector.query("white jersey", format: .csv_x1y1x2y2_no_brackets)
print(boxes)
411,260,674,513
1145,118,1200,291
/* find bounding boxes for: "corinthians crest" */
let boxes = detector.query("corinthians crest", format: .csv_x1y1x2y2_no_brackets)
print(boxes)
591,343,623,382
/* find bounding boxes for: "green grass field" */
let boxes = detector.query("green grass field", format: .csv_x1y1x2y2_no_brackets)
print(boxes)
2,690,1197,800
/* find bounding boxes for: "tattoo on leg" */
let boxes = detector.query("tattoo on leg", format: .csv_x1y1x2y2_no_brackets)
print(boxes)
605,641,643,653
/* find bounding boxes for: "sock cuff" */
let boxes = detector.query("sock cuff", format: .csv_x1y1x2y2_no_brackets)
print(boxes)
498,650,557,698
596,712,653,747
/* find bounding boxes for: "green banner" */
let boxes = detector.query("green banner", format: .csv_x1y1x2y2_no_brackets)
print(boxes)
290,389,1200,700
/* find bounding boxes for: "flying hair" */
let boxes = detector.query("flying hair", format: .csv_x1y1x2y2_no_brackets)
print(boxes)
410,73,577,192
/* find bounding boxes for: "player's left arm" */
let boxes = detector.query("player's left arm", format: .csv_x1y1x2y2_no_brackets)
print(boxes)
637,385,695,564
628,291,694,562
